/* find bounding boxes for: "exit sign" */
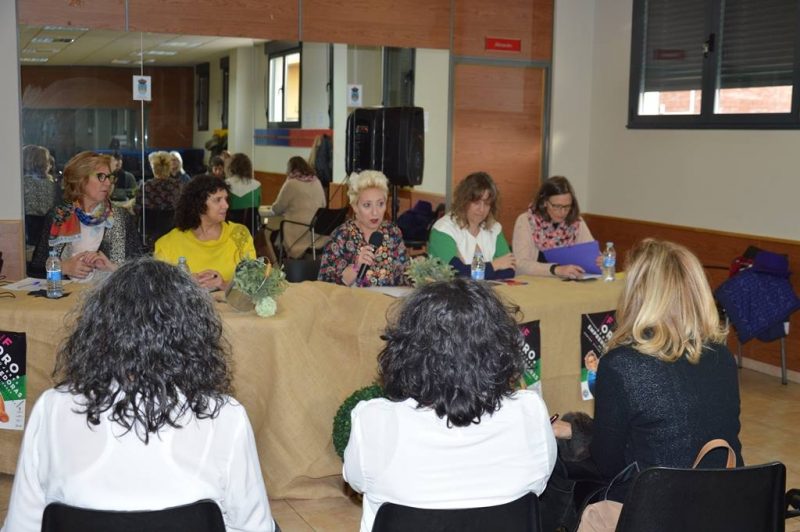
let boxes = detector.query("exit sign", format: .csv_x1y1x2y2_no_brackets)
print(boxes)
485,37,522,52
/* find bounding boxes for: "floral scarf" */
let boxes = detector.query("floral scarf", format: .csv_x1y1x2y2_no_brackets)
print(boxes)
49,200,114,247
528,207,580,251
287,170,318,183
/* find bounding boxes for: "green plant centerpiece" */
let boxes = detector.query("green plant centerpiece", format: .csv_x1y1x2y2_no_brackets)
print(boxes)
405,256,456,287
229,257,287,317
332,384,385,460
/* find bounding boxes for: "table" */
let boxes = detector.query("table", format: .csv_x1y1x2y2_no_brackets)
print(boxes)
0,276,622,499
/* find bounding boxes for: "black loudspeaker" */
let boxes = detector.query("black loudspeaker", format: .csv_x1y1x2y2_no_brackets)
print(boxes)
346,107,424,187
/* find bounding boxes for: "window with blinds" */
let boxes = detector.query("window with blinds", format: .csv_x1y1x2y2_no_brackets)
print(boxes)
628,0,800,128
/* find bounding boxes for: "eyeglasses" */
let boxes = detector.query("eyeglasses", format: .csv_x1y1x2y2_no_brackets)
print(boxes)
93,172,115,183
547,201,573,212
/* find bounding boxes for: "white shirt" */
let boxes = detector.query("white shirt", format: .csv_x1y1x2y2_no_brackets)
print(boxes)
343,390,557,532
1,388,274,532
431,213,504,264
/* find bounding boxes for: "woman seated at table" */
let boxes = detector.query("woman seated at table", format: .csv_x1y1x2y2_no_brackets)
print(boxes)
344,279,556,532
554,239,742,502
2,258,274,532
155,175,255,290
318,170,408,287
512,175,596,279
135,150,182,251
225,152,261,232
264,156,327,260
29,151,143,281
428,171,516,279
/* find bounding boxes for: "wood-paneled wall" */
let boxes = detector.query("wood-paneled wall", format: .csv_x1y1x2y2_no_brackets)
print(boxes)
584,214,800,374
18,0,125,30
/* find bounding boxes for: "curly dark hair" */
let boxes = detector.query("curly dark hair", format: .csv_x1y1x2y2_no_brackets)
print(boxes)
174,174,231,230
378,278,523,427
53,257,233,443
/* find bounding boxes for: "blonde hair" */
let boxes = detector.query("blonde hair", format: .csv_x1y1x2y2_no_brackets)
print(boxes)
347,170,389,205
148,151,173,179
605,239,727,363
62,151,112,203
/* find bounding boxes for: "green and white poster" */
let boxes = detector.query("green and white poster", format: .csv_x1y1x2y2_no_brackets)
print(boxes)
519,320,541,394
580,311,615,401
0,331,26,430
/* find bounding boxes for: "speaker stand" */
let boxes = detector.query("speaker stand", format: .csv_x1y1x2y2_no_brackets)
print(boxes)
390,184,400,222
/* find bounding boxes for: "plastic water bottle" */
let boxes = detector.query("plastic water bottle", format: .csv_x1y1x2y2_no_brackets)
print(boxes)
46,249,63,298
471,250,485,281
602,242,616,282
177,256,190,275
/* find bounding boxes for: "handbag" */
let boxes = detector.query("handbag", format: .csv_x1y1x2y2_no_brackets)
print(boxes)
576,439,736,532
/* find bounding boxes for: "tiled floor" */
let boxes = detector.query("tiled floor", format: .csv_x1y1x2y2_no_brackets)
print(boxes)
0,368,798,530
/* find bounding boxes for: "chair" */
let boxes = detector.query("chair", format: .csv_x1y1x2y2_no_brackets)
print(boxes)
371,492,541,532
615,462,786,532
283,258,321,283
140,209,176,251
227,207,261,237
41,499,226,532
278,207,348,263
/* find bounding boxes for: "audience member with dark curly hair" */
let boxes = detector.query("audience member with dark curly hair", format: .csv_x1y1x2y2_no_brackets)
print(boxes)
343,279,556,532
2,258,274,531
155,175,255,290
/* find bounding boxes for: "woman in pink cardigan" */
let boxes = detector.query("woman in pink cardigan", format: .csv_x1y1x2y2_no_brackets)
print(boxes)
512,176,596,279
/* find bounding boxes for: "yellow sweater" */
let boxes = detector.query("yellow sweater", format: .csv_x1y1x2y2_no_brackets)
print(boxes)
154,222,255,282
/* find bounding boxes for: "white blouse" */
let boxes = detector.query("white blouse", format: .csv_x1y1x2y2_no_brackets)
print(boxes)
1,388,274,532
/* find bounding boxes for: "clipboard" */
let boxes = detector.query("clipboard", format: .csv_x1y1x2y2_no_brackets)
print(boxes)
543,240,602,275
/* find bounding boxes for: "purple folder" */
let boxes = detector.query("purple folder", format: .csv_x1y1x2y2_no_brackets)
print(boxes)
542,240,602,275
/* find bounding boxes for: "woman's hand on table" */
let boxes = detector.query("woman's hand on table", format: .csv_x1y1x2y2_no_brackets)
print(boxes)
61,251,94,279
85,251,117,272
195,269,226,290
555,264,585,279
492,253,516,271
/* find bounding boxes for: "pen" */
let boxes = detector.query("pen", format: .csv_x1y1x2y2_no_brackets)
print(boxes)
19,280,41,289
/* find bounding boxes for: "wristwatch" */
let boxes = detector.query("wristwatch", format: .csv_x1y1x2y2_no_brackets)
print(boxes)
550,264,559,276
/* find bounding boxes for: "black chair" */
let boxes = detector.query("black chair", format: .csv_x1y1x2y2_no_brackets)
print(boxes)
278,207,348,263
24,214,46,247
227,207,261,237
283,257,321,283
615,462,786,532
41,499,226,532
371,492,541,532
140,209,175,251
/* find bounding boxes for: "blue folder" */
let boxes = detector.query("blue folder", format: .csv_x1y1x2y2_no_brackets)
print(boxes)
542,240,602,275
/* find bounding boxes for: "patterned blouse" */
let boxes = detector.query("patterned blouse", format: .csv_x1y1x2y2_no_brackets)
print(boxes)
135,177,182,214
318,220,409,287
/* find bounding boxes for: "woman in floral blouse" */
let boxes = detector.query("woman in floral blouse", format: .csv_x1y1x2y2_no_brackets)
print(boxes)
318,171,408,287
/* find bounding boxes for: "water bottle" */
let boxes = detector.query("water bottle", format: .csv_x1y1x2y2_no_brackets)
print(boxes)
177,256,191,275
46,249,64,298
602,242,616,282
471,249,485,281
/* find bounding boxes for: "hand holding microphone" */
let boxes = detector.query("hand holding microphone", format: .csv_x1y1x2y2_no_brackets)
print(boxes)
356,231,385,283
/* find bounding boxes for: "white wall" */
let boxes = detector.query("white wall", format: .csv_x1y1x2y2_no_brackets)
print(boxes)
0,1,22,220
414,48,449,195
552,0,800,241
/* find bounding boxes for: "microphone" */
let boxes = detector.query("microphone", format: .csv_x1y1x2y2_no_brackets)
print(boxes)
356,231,384,283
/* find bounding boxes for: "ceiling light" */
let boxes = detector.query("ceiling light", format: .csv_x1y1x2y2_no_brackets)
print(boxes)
20,57,49,63
31,37,54,44
111,59,131,65
43,25,88,32
144,50,177,56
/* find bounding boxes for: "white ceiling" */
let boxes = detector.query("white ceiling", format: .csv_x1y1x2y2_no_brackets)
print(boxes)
18,25,265,67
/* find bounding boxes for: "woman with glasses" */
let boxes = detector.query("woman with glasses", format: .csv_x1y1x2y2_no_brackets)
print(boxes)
428,171,516,280
29,151,143,281
512,175,596,278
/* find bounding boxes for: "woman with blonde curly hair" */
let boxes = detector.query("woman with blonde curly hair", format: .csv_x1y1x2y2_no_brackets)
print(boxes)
428,171,516,280
554,239,741,505
317,170,408,286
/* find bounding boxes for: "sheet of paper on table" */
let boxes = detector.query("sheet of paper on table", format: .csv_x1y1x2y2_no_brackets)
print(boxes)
3,278,72,291
362,286,415,298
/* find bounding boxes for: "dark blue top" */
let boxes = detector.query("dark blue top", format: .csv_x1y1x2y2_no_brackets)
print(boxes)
590,342,742,497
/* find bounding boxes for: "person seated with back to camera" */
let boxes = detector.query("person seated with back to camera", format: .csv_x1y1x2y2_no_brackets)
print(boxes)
317,170,408,287
512,175,598,279
263,156,327,262
344,278,556,532
29,151,143,281
428,171,516,279
1,258,274,532
155,175,255,291
552,239,742,508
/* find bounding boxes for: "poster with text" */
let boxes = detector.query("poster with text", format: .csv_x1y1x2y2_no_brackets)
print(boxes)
580,310,616,401
519,320,541,395
0,332,26,430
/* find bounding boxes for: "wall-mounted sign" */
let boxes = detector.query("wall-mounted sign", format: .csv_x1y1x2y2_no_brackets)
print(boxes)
347,84,363,107
485,37,522,52
133,75,152,101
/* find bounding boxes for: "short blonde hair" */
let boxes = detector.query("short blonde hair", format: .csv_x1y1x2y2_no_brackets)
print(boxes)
347,170,389,205
148,151,173,179
63,151,112,203
606,239,727,363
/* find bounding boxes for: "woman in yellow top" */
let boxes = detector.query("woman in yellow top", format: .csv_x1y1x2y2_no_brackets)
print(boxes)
155,175,255,290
